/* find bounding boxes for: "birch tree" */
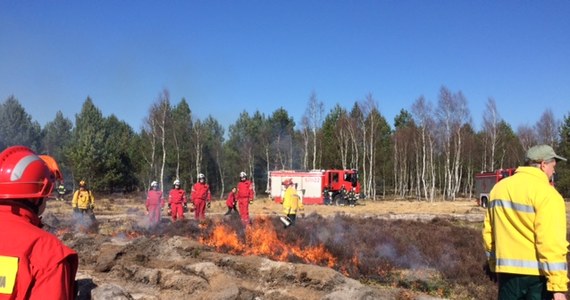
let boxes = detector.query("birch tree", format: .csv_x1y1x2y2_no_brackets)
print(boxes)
300,116,310,170
436,87,469,200
535,109,559,147
412,96,436,201
482,98,500,171
393,109,415,198
303,91,324,170
516,124,537,151
193,119,205,181
144,90,171,191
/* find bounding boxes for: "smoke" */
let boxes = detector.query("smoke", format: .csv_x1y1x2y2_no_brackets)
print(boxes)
57,208,485,296
71,211,98,233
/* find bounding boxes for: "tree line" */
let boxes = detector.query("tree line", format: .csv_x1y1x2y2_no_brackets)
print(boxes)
2,86,570,199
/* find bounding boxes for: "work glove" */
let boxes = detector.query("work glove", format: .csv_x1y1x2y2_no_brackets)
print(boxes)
207,202,211,209
483,264,497,283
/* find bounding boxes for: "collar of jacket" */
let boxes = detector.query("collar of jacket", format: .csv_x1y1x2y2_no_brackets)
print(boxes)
0,202,42,227
515,166,549,183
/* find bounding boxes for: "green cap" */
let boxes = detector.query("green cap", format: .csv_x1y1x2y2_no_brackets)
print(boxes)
526,145,567,162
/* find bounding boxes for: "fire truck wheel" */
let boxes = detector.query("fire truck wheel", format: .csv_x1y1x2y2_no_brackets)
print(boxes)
481,197,488,208
334,195,346,206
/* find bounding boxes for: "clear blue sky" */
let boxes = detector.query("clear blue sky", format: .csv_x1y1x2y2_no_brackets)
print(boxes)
1,1,569,133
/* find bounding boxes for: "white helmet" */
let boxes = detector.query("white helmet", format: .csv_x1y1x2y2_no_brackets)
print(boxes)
240,171,247,178
151,181,158,187
173,179,181,186
198,173,205,180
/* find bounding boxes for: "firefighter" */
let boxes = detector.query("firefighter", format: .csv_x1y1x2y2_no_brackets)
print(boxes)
56,182,66,201
145,180,163,226
168,179,187,221
0,146,78,299
483,145,568,300
236,171,254,226
72,180,96,221
224,187,238,215
191,173,211,221
282,178,304,227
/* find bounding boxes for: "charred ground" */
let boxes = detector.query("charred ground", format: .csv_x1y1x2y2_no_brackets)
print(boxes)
44,197,501,299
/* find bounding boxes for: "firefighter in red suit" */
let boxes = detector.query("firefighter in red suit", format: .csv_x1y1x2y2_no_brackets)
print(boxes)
0,146,78,300
224,187,238,215
191,173,211,221
145,180,163,226
236,171,254,226
168,179,187,221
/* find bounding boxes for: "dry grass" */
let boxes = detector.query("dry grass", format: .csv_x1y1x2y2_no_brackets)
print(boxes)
44,195,568,300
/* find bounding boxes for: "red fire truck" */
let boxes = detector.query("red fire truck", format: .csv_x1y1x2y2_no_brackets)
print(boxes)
268,169,360,205
474,168,515,208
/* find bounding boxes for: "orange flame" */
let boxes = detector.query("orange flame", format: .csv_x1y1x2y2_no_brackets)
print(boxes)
201,218,337,268
55,227,71,236
109,230,142,240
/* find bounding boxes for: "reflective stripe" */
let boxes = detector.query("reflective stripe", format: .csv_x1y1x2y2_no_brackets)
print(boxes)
497,258,567,272
10,155,40,181
490,199,535,213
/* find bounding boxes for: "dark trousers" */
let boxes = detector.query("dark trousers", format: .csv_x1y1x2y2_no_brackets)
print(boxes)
286,214,297,226
498,273,551,300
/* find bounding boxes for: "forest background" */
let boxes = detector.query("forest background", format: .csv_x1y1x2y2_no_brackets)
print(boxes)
2,87,570,200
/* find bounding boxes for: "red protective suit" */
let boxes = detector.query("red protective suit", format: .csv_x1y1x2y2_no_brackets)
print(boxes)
236,179,254,225
0,204,78,300
168,188,187,221
226,190,236,208
191,182,211,221
145,189,163,225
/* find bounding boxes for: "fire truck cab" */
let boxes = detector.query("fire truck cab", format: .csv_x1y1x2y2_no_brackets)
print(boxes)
474,168,515,208
268,169,360,205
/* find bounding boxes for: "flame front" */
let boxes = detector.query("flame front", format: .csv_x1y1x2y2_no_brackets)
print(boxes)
202,218,336,268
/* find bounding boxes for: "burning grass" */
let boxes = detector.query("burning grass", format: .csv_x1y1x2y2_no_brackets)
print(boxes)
48,200,497,299
125,213,495,299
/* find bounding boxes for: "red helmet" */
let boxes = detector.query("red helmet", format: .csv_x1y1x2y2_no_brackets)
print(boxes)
0,146,59,199
282,178,293,186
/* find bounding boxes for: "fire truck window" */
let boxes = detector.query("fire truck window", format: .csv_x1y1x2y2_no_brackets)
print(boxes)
332,173,339,183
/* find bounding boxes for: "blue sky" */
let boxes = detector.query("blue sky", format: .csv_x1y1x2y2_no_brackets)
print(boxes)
1,1,569,133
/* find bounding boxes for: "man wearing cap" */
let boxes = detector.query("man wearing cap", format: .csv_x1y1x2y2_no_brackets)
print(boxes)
483,144,568,300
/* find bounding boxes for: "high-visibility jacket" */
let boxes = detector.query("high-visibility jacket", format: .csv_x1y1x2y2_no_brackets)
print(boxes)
0,204,78,300
282,186,304,215
72,189,95,209
191,182,211,203
483,166,569,292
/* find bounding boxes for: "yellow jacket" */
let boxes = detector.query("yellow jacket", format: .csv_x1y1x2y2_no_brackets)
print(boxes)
483,166,569,292
72,189,95,209
282,186,304,215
